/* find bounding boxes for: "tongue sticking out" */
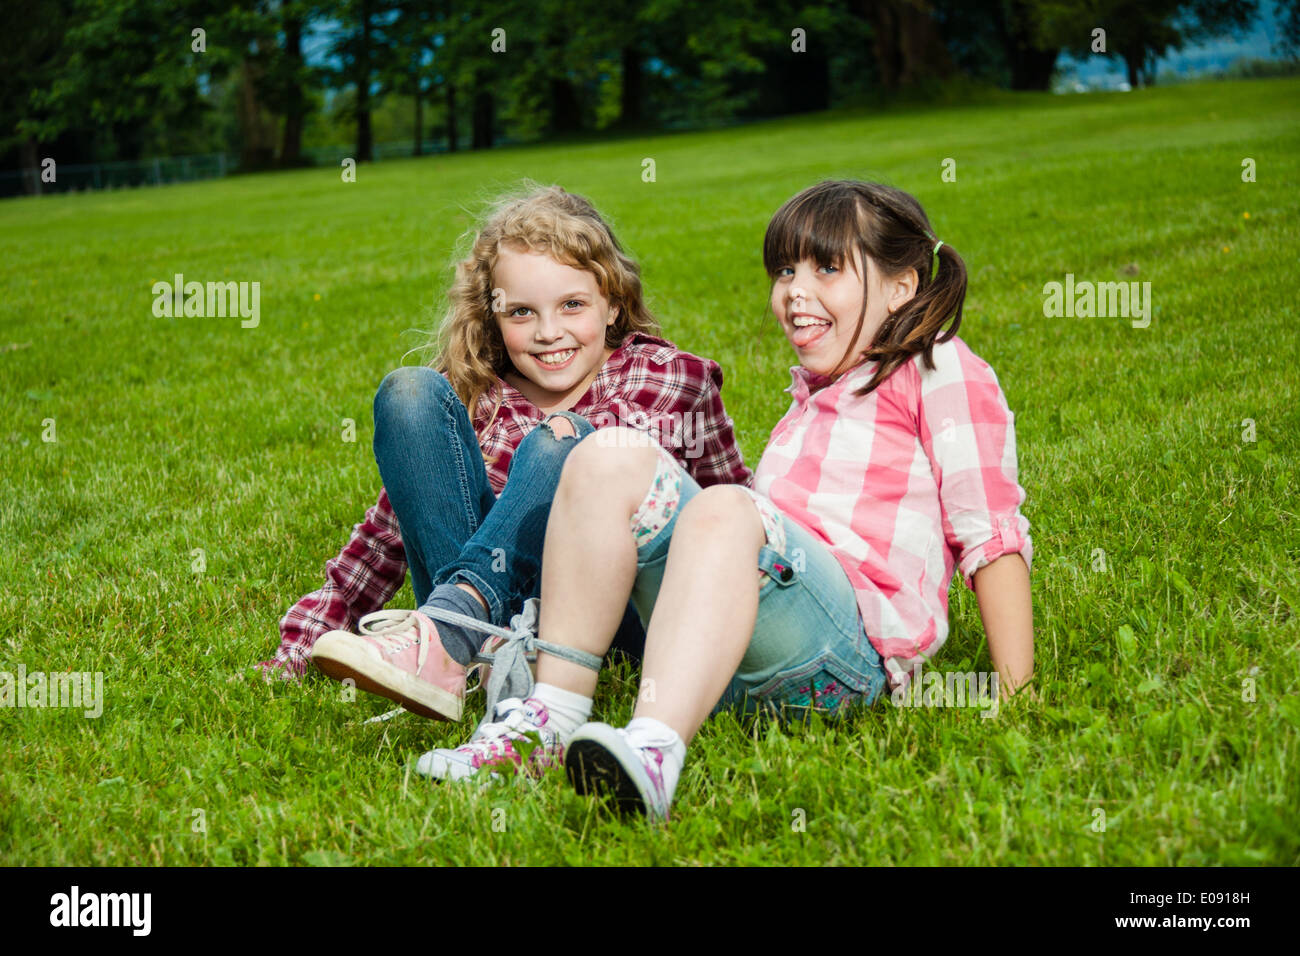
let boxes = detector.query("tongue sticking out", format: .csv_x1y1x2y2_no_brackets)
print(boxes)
791,322,830,348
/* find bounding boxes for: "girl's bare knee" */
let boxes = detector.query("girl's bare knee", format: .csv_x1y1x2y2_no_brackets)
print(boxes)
674,487,767,582
678,486,764,537
559,429,659,499
541,414,577,439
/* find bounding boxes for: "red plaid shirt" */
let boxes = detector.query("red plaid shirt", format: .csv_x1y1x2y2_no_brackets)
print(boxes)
263,333,752,677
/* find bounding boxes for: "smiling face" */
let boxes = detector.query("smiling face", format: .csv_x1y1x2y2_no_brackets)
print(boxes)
770,249,917,379
492,243,618,413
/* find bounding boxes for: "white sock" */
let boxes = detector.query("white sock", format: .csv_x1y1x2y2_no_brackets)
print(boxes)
529,682,593,741
624,716,687,803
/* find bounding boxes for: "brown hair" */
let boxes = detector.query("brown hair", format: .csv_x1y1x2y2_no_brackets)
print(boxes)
432,182,659,426
763,180,967,396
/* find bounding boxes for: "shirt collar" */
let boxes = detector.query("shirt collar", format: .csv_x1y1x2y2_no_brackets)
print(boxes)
786,360,877,403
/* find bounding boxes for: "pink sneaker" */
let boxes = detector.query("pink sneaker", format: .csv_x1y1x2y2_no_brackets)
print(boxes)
309,610,465,721
415,697,563,781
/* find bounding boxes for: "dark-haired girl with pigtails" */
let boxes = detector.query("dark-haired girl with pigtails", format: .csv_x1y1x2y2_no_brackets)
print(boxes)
422,180,1035,822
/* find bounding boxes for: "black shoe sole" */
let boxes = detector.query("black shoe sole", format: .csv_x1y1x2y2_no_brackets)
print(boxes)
566,739,647,817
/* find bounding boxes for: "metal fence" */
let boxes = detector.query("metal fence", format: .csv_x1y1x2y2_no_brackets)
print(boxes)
0,138,458,199
0,152,235,198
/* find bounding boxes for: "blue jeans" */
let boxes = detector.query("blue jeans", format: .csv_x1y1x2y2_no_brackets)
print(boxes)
629,449,889,720
372,366,645,657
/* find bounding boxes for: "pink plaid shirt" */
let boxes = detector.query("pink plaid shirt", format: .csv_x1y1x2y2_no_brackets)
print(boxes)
264,333,752,677
752,336,1032,691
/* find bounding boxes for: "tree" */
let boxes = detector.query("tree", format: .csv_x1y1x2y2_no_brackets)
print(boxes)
934,0,1057,90
734,0,834,118
257,0,318,166
433,0,509,150
1275,0,1300,58
16,0,213,166
380,0,443,155
998,0,1061,89
0,0,76,187
326,0,396,161
208,1,304,170
858,0,956,90
635,0,777,126
1029,0,1259,87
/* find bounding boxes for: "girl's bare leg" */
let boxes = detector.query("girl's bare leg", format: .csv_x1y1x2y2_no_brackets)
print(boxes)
536,433,767,744
632,486,765,743
534,430,660,698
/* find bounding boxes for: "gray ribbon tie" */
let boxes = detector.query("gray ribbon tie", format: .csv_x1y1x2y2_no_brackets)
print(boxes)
420,598,602,714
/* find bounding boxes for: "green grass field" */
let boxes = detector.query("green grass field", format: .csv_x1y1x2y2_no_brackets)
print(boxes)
2,77,1297,865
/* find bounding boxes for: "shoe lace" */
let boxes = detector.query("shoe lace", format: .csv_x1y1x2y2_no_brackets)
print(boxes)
470,697,530,737
356,610,435,673
460,698,548,758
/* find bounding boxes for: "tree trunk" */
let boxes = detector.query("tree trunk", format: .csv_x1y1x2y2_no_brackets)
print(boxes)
781,46,830,113
239,56,276,170
20,137,40,195
414,83,423,156
864,0,953,90
1001,0,1058,91
549,77,582,133
750,39,830,117
445,83,458,152
356,0,373,162
112,120,146,162
281,111,304,167
895,1,954,87
1008,46,1058,91
472,82,494,149
868,0,903,90
280,15,305,166
1124,50,1144,87
804,51,831,111
620,46,643,126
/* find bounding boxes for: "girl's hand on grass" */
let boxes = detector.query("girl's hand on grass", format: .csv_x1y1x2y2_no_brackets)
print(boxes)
251,660,297,683
1000,677,1040,705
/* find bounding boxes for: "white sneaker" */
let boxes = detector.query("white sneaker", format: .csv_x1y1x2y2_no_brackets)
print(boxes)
415,697,562,782
565,722,674,822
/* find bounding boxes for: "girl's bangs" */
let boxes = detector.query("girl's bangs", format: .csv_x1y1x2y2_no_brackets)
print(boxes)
763,186,862,276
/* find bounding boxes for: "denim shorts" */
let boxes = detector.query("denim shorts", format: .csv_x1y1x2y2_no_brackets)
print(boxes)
627,446,889,721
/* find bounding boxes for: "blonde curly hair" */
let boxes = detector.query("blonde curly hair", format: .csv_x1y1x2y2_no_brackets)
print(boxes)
432,183,659,431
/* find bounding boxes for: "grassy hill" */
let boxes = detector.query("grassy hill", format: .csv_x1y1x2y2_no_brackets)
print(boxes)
1,77,1297,865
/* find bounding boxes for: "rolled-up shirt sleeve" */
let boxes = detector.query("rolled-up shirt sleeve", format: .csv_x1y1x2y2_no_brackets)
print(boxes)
682,359,753,489
917,340,1032,592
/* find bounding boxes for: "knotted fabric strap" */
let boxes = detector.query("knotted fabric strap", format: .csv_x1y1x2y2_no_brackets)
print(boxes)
420,598,602,714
